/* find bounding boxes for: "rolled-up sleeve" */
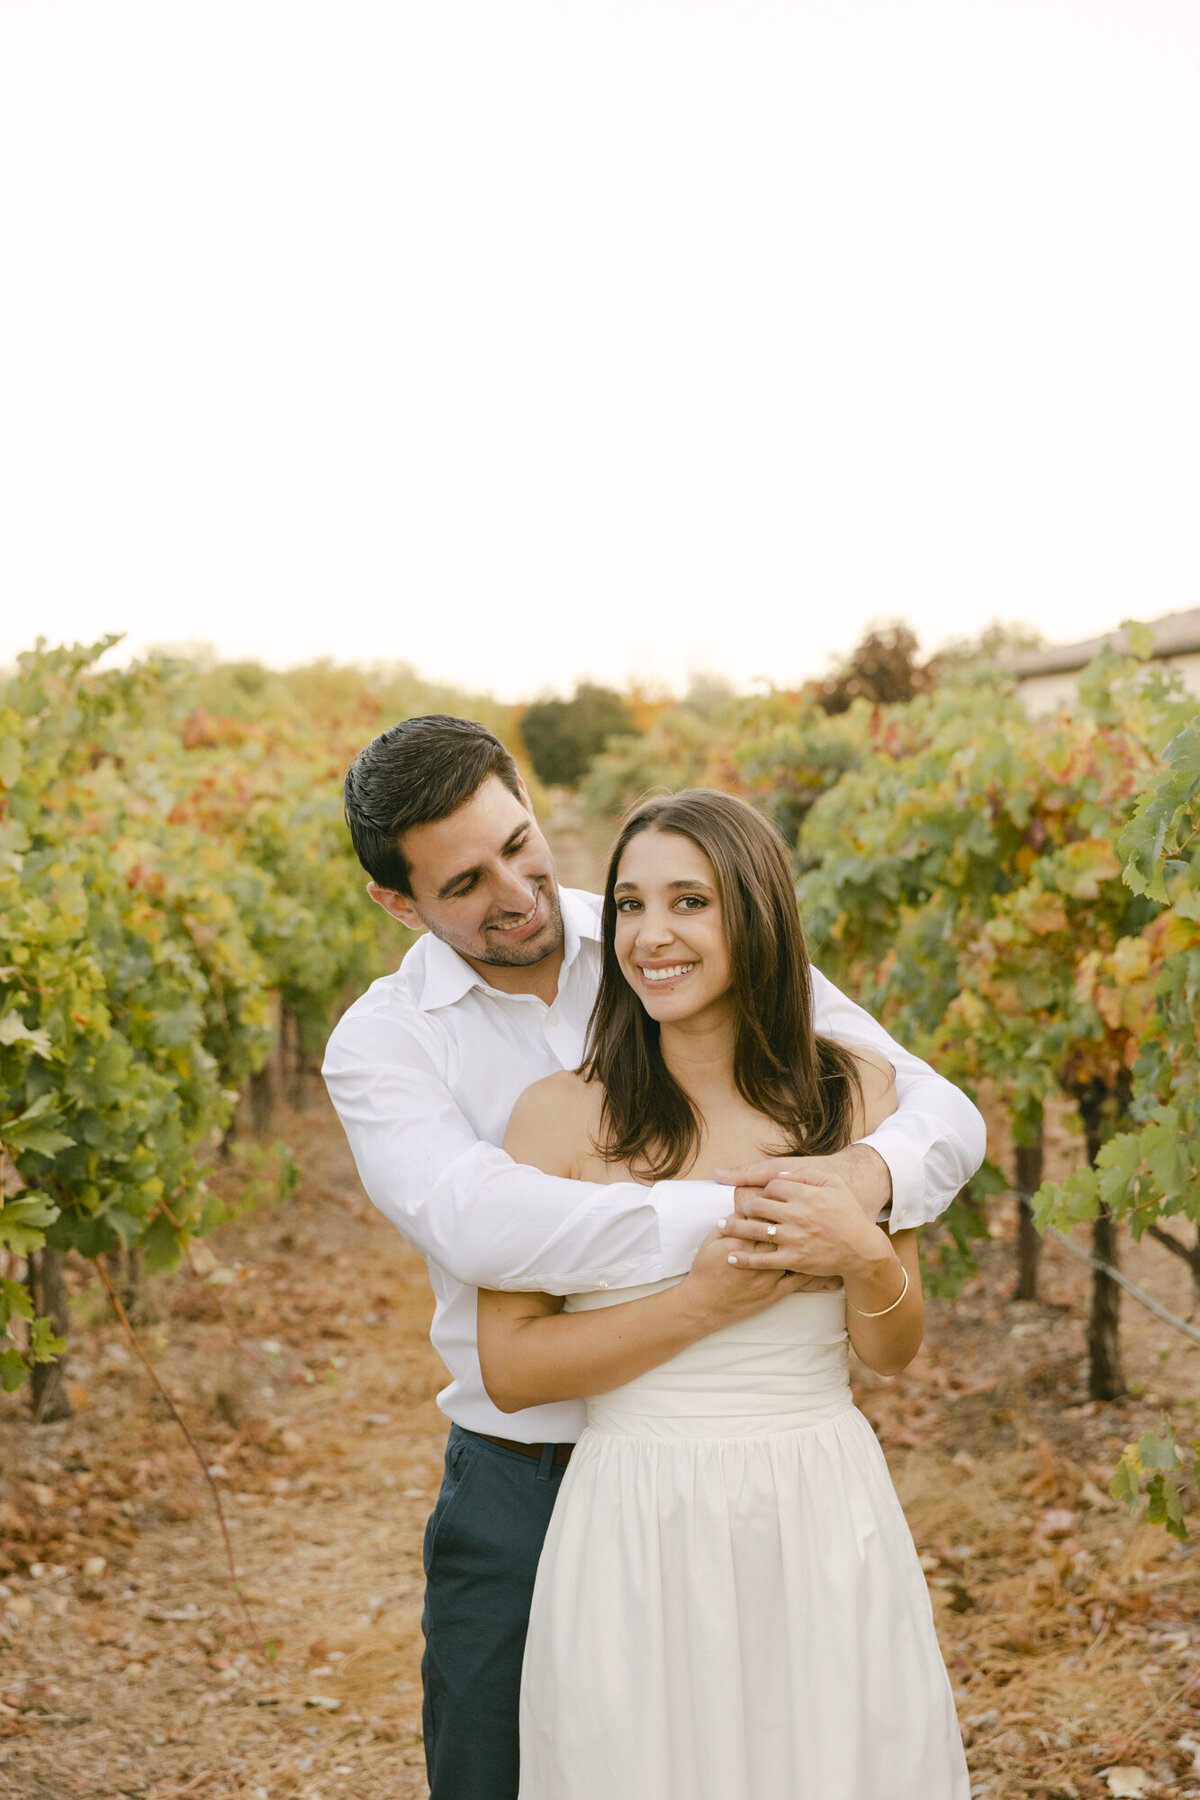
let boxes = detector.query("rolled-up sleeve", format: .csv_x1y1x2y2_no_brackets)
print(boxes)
322,1008,722,1293
810,968,987,1230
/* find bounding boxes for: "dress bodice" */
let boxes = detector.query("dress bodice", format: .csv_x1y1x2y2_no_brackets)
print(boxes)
565,1280,852,1438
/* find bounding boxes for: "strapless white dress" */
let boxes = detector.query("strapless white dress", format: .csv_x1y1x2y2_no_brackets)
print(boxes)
518,1283,969,1800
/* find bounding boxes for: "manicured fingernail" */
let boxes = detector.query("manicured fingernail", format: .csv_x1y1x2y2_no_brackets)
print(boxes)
727,1254,738,1265
716,1218,727,1230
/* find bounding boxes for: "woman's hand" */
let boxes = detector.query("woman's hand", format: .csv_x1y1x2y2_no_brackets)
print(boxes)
678,1230,806,1334
719,1190,925,1378
716,1168,890,1283
716,1143,892,1228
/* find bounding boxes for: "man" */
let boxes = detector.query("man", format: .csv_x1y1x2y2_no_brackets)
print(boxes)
323,714,986,1800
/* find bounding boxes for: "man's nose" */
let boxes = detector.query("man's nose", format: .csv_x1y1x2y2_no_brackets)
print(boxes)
495,867,536,912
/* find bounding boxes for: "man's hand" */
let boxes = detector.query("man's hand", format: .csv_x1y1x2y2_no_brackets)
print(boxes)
713,1146,893,1277
713,1165,891,1279
716,1144,892,1227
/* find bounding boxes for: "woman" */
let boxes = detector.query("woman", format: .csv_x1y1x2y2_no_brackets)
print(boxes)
477,791,969,1800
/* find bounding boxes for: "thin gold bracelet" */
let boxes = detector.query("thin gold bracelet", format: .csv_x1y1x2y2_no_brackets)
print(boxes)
846,1263,909,1319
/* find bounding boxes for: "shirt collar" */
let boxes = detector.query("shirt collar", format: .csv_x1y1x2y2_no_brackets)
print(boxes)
416,885,602,1012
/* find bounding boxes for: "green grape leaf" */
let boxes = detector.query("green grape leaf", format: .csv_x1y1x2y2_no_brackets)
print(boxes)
66,1212,119,1259
0,1011,54,1058
2,1094,75,1157
0,735,21,789
0,1194,61,1254
1119,718,1200,899
141,1210,185,1274
28,1316,67,1363
1033,1168,1098,1233
1144,1473,1188,1541
103,1205,147,1251
0,1278,34,1325
1138,1428,1182,1471
1095,1132,1148,1212
1109,1447,1142,1510
1121,619,1155,661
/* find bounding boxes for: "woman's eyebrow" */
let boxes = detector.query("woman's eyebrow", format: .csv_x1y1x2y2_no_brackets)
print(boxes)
613,877,714,895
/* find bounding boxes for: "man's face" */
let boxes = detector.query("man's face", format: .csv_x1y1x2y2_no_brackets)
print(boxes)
370,775,564,976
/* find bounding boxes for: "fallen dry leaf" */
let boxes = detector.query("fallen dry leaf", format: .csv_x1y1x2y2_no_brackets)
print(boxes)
1102,1768,1151,1799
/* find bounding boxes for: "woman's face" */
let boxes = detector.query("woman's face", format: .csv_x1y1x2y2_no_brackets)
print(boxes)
612,828,733,1028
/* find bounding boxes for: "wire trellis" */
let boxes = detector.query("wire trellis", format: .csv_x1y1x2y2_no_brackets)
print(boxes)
1011,1190,1200,1349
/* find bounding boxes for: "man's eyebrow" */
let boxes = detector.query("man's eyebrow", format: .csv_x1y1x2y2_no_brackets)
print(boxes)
436,825,529,900
437,864,482,900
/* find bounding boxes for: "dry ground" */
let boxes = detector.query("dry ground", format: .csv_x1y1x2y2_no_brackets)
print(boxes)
2,1084,1198,1800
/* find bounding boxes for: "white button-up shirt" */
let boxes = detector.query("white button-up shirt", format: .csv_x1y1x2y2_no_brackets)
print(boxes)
323,887,985,1443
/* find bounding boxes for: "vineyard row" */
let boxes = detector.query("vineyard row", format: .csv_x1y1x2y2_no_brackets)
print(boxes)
3,634,1199,1530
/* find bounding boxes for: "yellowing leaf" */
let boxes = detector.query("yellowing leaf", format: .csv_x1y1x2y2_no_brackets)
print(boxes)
1110,935,1151,984
952,990,986,1033
1095,987,1122,1031
1057,839,1121,899
1025,899,1068,935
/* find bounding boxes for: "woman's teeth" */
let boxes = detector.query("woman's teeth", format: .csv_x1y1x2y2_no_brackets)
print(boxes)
641,963,696,983
494,901,538,931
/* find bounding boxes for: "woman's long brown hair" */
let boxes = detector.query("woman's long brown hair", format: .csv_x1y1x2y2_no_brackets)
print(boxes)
582,789,863,1180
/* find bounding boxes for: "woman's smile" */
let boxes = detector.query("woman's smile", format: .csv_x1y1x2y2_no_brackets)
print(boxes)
637,960,698,987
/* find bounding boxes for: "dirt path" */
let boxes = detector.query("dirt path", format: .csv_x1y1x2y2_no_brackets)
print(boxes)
1,1101,445,1800
2,1086,1199,1800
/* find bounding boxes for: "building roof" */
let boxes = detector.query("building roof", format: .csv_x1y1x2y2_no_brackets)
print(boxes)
1010,607,1200,679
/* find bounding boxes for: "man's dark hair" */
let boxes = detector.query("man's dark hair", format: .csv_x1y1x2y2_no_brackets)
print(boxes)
343,715,523,895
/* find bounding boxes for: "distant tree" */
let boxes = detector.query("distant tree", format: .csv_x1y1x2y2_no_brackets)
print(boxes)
817,623,933,714
682,673,738,717
519,683,636,788
928,620,1047,678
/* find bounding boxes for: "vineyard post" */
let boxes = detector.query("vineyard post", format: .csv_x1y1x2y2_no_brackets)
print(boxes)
104,1243,148,1325
250,1063,277,1135
27,1246,72,1423
1013,1123,1044,1303
283,1006,308,1111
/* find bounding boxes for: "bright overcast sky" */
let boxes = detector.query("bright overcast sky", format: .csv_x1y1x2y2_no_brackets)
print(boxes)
2,0,1198,701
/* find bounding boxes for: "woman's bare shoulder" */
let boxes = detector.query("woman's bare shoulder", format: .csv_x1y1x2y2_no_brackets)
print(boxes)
503,1070,602,1178
509,1067,596,1117
841,1043,898,1138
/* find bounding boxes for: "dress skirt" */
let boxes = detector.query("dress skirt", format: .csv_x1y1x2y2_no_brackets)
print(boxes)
517,1287,970,1800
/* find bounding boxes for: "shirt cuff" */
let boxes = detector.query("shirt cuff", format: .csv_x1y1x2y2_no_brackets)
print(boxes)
856,1128,924,1233
655,1179,727,1278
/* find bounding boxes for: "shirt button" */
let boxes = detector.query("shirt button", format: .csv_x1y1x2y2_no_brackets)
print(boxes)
596,1277,608,1289
546,1012,559,1027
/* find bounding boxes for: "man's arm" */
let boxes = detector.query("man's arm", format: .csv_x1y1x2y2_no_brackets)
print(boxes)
321,1009,721,1295
807,966,986,1228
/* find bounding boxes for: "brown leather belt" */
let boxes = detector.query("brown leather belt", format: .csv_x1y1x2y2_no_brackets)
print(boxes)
477,1432,573,1468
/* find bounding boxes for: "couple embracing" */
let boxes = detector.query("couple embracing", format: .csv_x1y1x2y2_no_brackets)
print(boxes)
323,714,979,1799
